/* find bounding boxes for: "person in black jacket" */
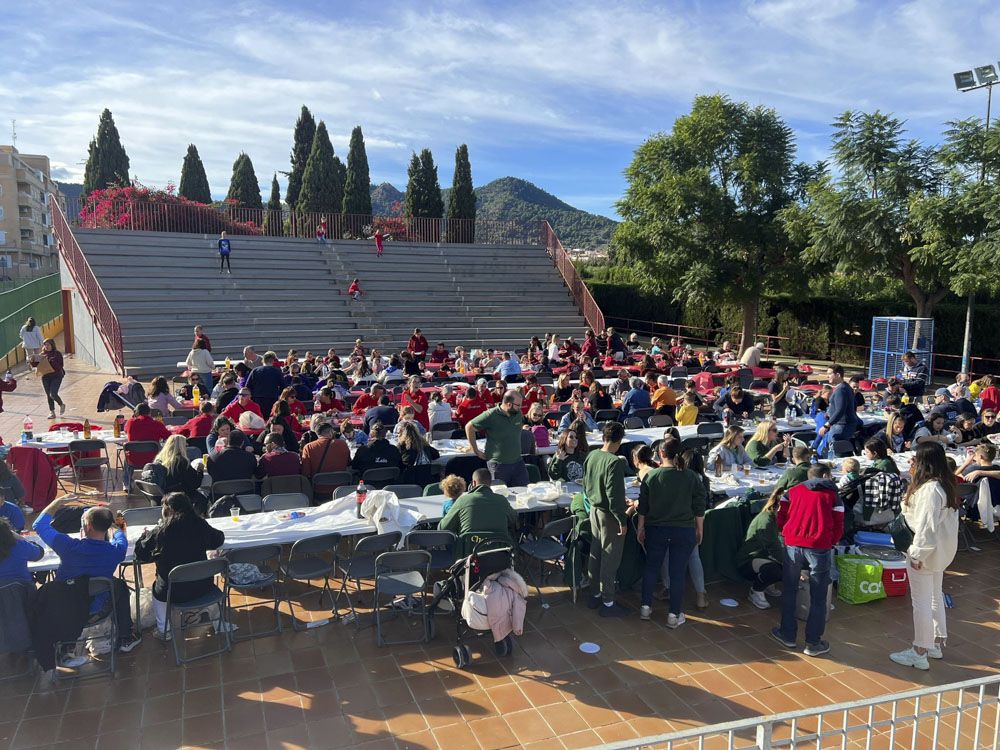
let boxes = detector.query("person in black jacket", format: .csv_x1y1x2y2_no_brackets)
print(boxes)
206,430,258,484
154,435,208,514
397,421,440,486
214,373,239,415
352,422,403,476
364,396,400,433
134,492,225,639
245,352,285,418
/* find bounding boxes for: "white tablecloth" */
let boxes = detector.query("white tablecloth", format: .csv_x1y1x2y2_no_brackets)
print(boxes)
23,429,126,450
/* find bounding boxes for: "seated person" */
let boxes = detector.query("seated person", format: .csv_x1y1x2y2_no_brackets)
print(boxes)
547,429,588,483
134,492,225,639
340,419,369,447
958,443,1000,482
364,396,400,434
772,445,813,494
608,370,632,400
393,405,427,438
872,412,911,454
0,516,43,583
440,474,467,516
312,386,345,415
768,366,791,419
837,458,862,489
862,438,899,474
428,391,454,431
651,375,677,416
206,430,258,483
207,416,237,454
683,379,704,408
33,496,140,660
351,422,403,476
352,384,384,415
745,421,790,467
586,382,614,413
558,399,599,432
0,459,26,530
675,392,699,427
256,432,303,478
976,409,1000,439
300,422,351,480
154,435,206,509
178,401,216,439
911,412,956,447
221,388,264,423
124,402,171,490
397,421,440,485
953,414,981,445
707,425,753,470
438,468,517,544
178,373,210,402
620,377,652,418
455,383,490,426
428,343,450,364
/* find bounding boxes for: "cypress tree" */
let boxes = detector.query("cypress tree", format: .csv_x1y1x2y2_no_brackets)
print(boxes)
285,105,316,209
81,108,130,195
267,174,282,212
342,126,372,216
447,144,475,242
178,143,212,203
297,121,340,213
403,153,423,218
419,149,444,218
264,173,283,236
226,152,262,209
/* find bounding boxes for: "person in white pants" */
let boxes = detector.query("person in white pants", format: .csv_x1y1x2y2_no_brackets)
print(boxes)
890,443,960,671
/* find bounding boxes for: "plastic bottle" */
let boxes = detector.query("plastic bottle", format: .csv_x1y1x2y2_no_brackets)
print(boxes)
714,455,723,478
22,416,33,441
83,418,92,439
192,388,201,407
225,356,232,370
4,370,11,382
113,413,123,438
356,480,368,519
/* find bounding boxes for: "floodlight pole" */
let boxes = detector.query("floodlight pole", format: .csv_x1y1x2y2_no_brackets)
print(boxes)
959,80,993,376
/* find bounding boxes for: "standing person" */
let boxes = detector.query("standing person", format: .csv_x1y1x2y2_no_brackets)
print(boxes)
583,421,629,617
246,351,284,419
407,329,429,361
192,324,212,353
218,231,232,274
899,351,929,400
637,440,707,628
467,390,529,487
39,337,66,419
818,365,861,454
19,316,44,365
771,463,843,657
401,375,430,431
374,228,385,257
889,442,960,670
185,338,215,376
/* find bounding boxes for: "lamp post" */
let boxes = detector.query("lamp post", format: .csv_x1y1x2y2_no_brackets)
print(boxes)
953,63,997,377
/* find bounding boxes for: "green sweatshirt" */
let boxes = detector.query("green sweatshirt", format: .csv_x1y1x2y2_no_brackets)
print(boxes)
582,449,627,525
736,510,783,569
637,466,707,527
438,486,517,541
746,438,785,467
773,462,810,495
872,457,899,475
547,453,586,483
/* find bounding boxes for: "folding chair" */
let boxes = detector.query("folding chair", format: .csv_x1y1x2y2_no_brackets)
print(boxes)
383,484,423,499
680,436,710,455
404,530,457,574
623,417,644,430
956,483,980,552
697,422,724,437
362,467,400,489
311,470,355,503
281,533,341,631
134,480,165,507
649,414,674,428
165,559,232,665
336,531,402,629
594,409,622,423
832,439,856,458
262,493,311,512
669,367,688,378
211,478,256,500
67,440,112,500
261,474,312,498
223,544,283,641
631,408,655,425
442,455,487,483
162,417,186,426
422,482,443,496
519,515,574,602
115,440,159,491
374,550,432,646
525,463,542,484
333,486,356,500
236,494,263,513
54,577,117,680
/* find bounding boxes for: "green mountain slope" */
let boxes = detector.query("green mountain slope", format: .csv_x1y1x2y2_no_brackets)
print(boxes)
369,182,404,216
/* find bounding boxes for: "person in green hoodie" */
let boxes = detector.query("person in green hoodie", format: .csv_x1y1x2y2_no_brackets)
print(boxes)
439,469,517,552
772,445,813,494
746,420,791,467
863,437,899,474
737,488,784,610
583,421,628,617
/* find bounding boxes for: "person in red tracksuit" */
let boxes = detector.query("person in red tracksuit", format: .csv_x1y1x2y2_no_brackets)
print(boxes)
455,388,490,426
401,376,430,430
124,403,171,490
407,329,429,361
347,278,363,301
352,384,384,415
178,402,216,439
772,463,843,658
374,229,384,257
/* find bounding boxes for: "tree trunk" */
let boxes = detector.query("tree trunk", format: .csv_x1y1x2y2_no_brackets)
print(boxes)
740,297,758,354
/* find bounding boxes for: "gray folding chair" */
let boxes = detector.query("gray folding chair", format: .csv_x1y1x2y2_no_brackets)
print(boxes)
164,558,231,665
68,439,112,500
311,470,355,502
134,480,165,507
122,506,163,526
383,484,422,499
116,440,159,490
697,422,724,437
404,530,457,574
54,577,117,680
374,550,432,646
519,515,574,601
237,494,263,513
336,531,403,628
362,466,400,489
956,483,980,552
261,474,312,498
333,485,356,500
281,533,341,630
623,417,644,430
649,414,674,428
225,544,283,641
211,478,256,499
262,493,311,512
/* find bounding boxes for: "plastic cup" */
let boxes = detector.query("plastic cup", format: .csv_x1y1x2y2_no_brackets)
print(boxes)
202,454,209,465
230,507,240,522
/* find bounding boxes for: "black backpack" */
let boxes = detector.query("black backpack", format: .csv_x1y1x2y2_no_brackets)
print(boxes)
208,494,246,518
139,462,167,489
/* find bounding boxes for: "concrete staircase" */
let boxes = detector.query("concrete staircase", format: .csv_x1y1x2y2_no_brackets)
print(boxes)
71,230,589,378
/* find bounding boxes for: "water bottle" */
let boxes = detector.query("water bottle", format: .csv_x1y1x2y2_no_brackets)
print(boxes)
22,416,33,441
113,413,123,438
356,480,367,519
4,369,11,382
225,356,232,370
193,388,201,406
83,418,92,439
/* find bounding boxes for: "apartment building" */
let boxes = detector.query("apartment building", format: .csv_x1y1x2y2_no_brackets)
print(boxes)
0,145,64,277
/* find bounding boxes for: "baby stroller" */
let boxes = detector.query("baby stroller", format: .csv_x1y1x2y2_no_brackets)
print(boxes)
428,539,516,669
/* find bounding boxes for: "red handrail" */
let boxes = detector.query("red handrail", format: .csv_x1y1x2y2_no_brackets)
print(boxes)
542,221,605,334
50,197,126,375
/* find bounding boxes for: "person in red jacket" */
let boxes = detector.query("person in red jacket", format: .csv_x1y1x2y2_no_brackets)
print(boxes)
222,388,263,422
455,388,489,426
407,329,429,361
522,375,545,412
0,370,16,413
428,343,450,364
124,403,170,490
401,376,430,430
374,228,385,257
192,324,212,353
474,378,495,406
178,401,216,438
352,384,384,415
772,463,843,657
580,330,599,360
347,278,363,301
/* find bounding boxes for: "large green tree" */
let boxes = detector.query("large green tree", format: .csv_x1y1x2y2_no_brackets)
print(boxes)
419,149,444,219
226,152,262,209
264,173,282,236
82,108,130,196
403,153,423,218
297,121,344,213
447,144,475,242
342,126,372,216
178,143,211,203
285,105,316,209
613,94,814,348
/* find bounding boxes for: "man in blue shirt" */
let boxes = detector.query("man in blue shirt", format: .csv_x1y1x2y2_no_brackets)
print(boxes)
818,365,861,455
246,351,285,418
494,352,522,382
33,495,141,653
218,231,232,274
621,378,652,418
364,395,400,433
558,399,600,432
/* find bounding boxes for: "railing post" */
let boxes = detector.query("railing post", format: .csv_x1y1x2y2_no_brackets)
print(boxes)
755,721,773,749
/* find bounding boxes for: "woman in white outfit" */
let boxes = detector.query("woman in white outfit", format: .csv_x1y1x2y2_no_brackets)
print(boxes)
19,316,44,363
889,442,959,670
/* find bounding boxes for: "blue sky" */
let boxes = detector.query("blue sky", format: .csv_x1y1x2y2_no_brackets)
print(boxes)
2,0,997,218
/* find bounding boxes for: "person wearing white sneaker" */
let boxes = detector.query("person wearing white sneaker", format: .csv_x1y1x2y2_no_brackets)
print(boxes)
890,443,959,671
39,338,66,419
737,490,784,611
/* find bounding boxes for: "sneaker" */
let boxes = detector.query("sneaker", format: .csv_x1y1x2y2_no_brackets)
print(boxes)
587,595,602,610
749,590,771,610
695,592,709,609
764,584,782,597
889,647,929,670
47,411,56,419
666,612,686,629
598,602,629,618
153,629,172,642
118,635,142,653
654,587,670,602
213,621,238,634
59,403,66,415
926,645,943,660
804,640,831,657
59,653,90,668
639,605,652,621
770,627,797,649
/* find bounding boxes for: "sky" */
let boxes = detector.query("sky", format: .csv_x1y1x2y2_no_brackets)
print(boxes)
2,0,998,219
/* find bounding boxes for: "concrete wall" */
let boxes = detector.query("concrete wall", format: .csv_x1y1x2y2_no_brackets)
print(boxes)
60,262,118,373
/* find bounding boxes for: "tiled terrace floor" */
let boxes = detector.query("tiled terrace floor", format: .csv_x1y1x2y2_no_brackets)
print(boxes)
1,355,998,750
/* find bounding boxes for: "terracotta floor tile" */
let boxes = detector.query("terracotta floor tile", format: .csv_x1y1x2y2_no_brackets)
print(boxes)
182,711,225,746
521,739,562,750
138,719,182,750
467,715,519,750
223,701,266,739
264,723,311,750
454,688,500,721
518,679,566,708
432,721,479,748
396,729,438,750
504,709,556,745
486,683,531,714
559,729,602,749
304,715,354,748
593,721,640,743
385,709,429,737
567,697,619,729
537,701,585,735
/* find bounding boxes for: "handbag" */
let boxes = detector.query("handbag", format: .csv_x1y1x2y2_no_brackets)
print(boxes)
887,512,913,553
35,356,54,377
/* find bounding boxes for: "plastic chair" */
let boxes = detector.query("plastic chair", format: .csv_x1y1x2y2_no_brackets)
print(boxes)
211,478,256,499
280,533,341,631
162,416,186,426
956,483,980,551
336,531,403,628
631,408,655,425
404,530,457,573
333,486,356,500
422,482,443,496
262,493,311,512
680,436,710,455
383,484,422,499
623,417,644,430
68,440,111,500
374,550,432,646
362,467,400,489
525,463,541,484
54,577,117,680
225,544,283,641
594,409,622,423
134,480,165,507
311,470,355,502
442,455,487,483
697,422,724,437
236,494,263,513
832,440,856,457
261,474,312,498
792,431,817,445
519,515,574,599
116,440,159,491
165,558,231,665
122,506,162,526
649,414,674,428
669,367,688,378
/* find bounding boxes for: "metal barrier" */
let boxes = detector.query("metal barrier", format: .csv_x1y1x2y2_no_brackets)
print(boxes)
50,197,126,375
590,674,1000,750
543,221,605,334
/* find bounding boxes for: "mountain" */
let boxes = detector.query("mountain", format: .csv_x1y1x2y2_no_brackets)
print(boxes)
56,181,84,201
369,182,404,216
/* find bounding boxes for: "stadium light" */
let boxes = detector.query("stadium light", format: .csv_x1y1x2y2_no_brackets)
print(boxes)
954,70,976,90
975,65,998,86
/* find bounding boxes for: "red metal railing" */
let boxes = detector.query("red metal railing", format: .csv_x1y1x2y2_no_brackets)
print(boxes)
51,197,126,375
542,221,605,333
68,197,543,246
